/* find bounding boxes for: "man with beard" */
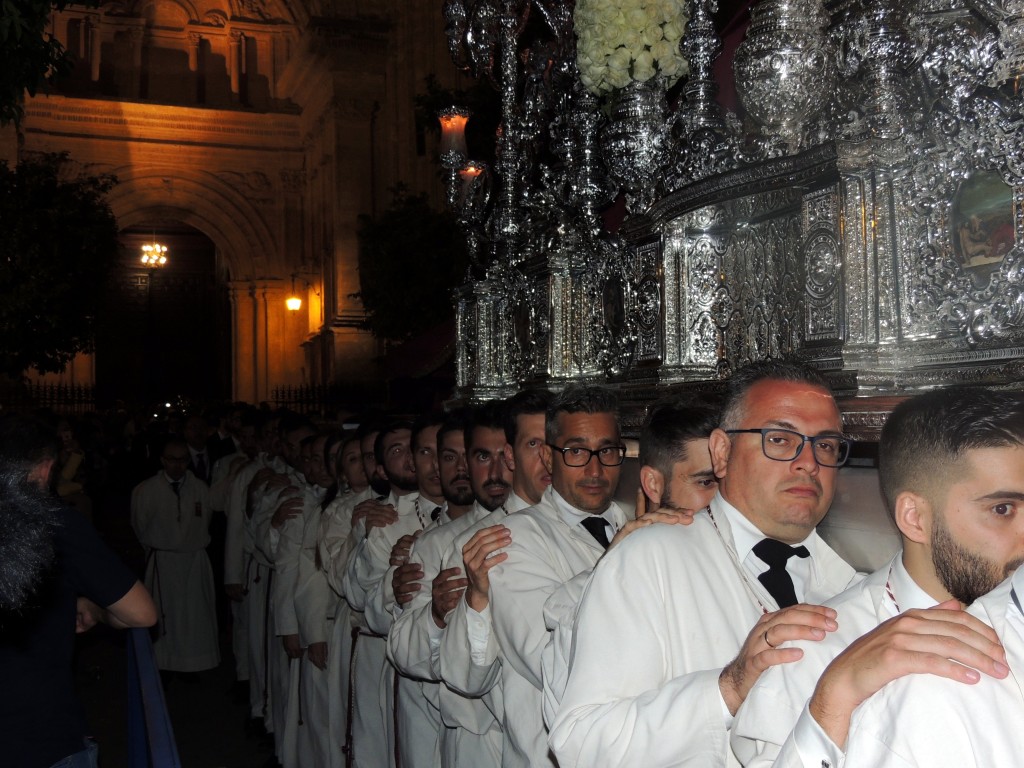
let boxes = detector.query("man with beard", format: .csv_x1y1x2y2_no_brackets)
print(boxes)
387,410,489,768
343,418,424,768
436,397,523,767
486,385,630,768
732,386,1020,768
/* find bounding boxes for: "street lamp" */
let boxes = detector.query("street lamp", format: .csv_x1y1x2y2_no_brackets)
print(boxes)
140,241,169,267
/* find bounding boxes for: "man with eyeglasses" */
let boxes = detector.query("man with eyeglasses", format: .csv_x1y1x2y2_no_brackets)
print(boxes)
549,360,863,767
732,387,1017,768
484,385,629,768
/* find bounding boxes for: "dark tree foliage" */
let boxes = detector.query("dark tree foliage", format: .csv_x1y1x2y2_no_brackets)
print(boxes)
0,152,119,376
356,187,468,342
0,0,95,126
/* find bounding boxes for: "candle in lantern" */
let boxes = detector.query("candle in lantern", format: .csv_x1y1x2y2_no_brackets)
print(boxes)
438,106,471,169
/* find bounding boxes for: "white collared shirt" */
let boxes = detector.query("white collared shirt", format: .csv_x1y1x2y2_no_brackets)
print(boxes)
714,493,815,604
549,486,620,543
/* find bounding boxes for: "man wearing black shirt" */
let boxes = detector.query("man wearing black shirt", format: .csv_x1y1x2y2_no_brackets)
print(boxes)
0,414,157,768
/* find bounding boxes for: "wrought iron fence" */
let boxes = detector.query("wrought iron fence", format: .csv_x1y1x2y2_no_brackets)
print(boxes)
270,383,383,416
0,382,97,415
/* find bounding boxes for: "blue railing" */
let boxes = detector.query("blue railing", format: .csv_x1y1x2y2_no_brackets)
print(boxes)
126,628,182,768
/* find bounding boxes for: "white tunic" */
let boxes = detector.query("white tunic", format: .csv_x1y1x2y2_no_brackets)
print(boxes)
487,487,628,768
317,486,371,766
343,490,421,768
731,553,931,768
131,471,220,672
548,493,858,768
841,567,1024,766
387,503,493,768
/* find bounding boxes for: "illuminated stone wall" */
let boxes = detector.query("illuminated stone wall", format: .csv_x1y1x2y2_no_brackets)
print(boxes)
9,0,466,405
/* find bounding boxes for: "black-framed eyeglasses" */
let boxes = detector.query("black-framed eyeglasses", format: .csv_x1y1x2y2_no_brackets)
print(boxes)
725,428,852,468
547,443,627,467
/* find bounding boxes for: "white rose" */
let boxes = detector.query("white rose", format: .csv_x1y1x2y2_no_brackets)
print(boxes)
632,50,657,82
641,22,664,47
607,46,632,74
662,19,685,43
607,66,633,90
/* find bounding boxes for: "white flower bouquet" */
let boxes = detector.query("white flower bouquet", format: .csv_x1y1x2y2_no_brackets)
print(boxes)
575,0,690,96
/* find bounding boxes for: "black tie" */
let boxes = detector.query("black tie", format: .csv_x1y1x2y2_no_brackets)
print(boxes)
581,516,610,549
430,506,442,522
194,453,207,481
753,538,810,608
171,480,181,497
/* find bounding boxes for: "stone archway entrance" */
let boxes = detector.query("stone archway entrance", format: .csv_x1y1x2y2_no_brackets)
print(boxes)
97,223,230,407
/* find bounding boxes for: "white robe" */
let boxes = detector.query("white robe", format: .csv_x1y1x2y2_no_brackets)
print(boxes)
731,554,930,768
387,504,493,768
295,487,336,768
131,471,220,672
241,453,284,726
222,454,257,684
318,486,372,766
343,490,421,768
487,487,628,768
841,568,1024,766
548,493,859,768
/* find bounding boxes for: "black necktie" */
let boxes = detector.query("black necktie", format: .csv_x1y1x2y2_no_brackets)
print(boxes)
581,516,610,549
194,452,207,481
430,506,442,522
171,480,181,497
753,538,810,608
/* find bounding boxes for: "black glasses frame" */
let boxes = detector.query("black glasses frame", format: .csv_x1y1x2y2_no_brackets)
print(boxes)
724,428,852,468
546,443,627,467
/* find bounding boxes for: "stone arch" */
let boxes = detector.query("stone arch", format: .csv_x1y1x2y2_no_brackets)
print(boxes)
136,0,197,27
105,166,279,280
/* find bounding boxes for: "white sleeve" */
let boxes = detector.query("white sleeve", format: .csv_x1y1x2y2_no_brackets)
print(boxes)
548,541,731,768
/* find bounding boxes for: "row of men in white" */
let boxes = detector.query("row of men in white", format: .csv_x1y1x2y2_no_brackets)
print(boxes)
222,357,1024,768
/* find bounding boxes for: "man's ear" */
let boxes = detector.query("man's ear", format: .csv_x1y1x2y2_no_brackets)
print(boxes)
709,428,732,478
375,464,388,482
895,491,930,545
541,443,554,475
640,466,665,506
502,443,516,473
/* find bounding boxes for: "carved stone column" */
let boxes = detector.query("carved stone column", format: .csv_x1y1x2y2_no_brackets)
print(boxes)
229,30,243,99
88,15,102,82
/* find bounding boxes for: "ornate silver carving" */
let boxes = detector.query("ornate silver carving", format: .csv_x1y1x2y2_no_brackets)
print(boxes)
733,0,835,154
600,80,669,213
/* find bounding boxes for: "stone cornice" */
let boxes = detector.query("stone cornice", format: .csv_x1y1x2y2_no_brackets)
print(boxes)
23,96,302,151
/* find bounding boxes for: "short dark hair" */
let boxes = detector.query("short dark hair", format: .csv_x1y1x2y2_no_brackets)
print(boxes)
504,389,553,445
161,435,189,457
465,400,507,453
546,385,619,443
639,395,722,476
438,408,472,452
879,387,1024,515
720,358,833,430
411,412,446,452
374,420,414,465
278,411,315,438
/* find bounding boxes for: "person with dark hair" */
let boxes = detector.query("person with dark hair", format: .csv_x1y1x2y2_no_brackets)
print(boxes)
550,359,861,767
343,419,421,768
637,395,721,515
387,408,483,768
1,416,156,768
734,387,1021,768
435,397,524,767
316,422,381,768
502,389,555,507
131,434,218,675
473,385,629,768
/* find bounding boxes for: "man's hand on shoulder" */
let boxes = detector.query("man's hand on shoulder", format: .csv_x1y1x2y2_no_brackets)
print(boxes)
808,600,1008,748
719,604,838,715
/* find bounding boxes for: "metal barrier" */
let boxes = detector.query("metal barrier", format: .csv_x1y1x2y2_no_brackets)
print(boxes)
126,627,182,768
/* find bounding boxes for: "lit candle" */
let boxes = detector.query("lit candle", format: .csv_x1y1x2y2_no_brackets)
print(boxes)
438,106,471,169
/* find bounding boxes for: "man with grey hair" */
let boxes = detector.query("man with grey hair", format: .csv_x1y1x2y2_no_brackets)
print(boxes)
550,360,862,767
486,384,631,768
